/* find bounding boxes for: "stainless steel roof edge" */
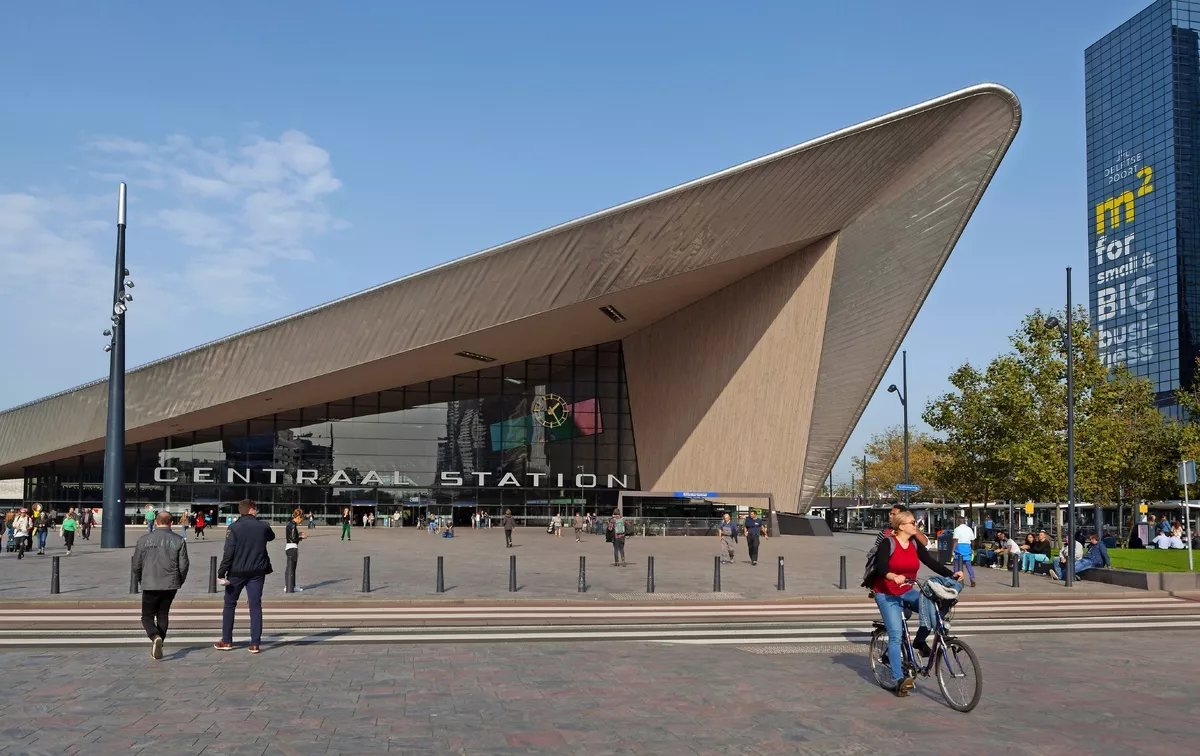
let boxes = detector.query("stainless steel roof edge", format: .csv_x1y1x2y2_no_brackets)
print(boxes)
798,86,1023,512
0,83,1019,419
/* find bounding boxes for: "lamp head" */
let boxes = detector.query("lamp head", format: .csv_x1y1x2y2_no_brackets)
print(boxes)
887,384,898,393
1045,316,1061,330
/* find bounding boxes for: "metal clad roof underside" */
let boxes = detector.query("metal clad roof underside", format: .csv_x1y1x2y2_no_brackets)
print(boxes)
0,85,1020,485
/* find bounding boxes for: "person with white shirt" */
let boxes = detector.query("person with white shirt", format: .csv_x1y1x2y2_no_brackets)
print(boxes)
1152,532,1174,549
990,531,1021,570
951,518,977,588
1167,533,1186,549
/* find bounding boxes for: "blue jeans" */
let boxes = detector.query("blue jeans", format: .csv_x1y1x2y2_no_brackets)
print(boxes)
221,575,265,646
875,587,927,684
36,529,48,550
953,550,975,581
1021,552,1050,572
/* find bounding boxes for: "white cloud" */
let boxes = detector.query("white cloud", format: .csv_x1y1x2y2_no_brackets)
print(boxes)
88,130,345,311
0,129,345,409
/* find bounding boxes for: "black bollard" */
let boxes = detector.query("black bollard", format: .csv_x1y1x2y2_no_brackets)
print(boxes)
839,555,847,590
1011,557,1020,588
646,555,655,593
509,554,517,592
713,555,721,592
777,555,785,591
362,556,371,593
130,564,139,594
436,556,445,593
51,556,60,595
578,556,586,593
208,555,218,593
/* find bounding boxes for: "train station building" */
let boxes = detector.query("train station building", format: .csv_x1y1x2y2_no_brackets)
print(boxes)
0,85,1020,525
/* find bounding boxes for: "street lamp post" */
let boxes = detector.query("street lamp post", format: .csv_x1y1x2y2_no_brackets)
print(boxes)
1045,267,1077,587
887,350,911,506
101,184,132,549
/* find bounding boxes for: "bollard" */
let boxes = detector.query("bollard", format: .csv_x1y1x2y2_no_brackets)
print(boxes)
436,556,445,593
646,555,655,593
509,554,517,592
51,556,61,595
362,556,371,593
130,564,139,594
777,555,785,591
839,555,847,590
578,556,586,593
208,555,218,593
713,555,721,593
1011,557,1020,588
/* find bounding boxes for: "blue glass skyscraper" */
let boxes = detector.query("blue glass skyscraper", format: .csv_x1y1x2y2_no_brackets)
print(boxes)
1086,0,1200,415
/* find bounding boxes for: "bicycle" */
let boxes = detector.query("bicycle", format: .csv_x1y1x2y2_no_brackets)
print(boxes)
868,578,983,712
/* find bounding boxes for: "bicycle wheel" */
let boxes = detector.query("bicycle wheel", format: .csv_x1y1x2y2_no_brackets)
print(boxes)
868,630,893,689
935,637,982,712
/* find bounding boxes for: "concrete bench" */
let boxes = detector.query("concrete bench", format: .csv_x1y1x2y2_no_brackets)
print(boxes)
1078,567,1200,591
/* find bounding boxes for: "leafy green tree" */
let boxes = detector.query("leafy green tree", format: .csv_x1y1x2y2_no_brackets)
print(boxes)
852,426,941,500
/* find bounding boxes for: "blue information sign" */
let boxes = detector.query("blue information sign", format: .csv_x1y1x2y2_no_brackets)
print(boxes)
895,483,921,492
674,491,719,499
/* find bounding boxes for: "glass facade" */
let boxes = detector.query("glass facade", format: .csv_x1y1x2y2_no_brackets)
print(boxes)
22,341,639,525
1085,0,1200,414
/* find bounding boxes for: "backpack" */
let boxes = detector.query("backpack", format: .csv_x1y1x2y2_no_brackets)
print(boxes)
861,535,894,588
614,518,626,536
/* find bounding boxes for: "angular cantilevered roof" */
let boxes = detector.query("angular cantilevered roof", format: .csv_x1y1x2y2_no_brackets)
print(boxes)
0,83,1020,511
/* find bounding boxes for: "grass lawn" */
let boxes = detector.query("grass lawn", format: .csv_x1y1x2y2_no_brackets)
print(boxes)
1109,548,1197,572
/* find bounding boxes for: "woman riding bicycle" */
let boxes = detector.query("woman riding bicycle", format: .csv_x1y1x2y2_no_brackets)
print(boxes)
871,510,963,696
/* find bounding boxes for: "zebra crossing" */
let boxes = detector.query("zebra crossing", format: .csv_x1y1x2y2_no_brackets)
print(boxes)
0,595,1195,648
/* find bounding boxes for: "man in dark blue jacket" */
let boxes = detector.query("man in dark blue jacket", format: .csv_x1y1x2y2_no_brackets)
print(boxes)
214,500,274,653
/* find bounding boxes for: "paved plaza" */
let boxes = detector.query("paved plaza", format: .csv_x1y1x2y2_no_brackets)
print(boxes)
0,629,1194,755
1,527,1134,602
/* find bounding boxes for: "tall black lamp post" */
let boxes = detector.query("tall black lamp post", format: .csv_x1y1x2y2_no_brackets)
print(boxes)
887,350,910,506
101,184,132,549
1045,267,1076,586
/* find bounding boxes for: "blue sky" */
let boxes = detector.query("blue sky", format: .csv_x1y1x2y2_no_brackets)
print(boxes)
0,0,1153,486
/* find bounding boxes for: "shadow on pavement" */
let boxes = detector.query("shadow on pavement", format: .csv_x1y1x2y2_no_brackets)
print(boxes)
830,653,876,685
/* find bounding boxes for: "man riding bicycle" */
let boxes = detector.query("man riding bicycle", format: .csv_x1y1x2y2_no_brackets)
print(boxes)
871,510,963,696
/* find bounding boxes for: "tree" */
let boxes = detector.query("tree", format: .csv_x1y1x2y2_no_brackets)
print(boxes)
852,426,940,500
1077,364,1174,506
922,305,1169,507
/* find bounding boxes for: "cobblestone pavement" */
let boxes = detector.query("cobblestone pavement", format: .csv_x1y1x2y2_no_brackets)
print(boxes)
0,630,1195,755
0,527,1131,601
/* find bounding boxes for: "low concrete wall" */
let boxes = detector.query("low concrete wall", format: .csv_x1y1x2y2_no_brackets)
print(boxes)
776,513,833,537
1079,567,1200,591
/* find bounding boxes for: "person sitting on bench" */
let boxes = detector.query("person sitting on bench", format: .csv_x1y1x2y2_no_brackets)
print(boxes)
1050,534,1111,580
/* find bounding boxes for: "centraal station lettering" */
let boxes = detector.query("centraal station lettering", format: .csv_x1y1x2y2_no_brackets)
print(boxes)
153,467,629,489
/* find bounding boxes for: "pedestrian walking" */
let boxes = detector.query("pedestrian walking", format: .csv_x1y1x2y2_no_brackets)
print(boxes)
503,509,515,548
341,508,352,541
180,511,189,540
12,508,32,559
573,512,584,542
33,503,50,555
145,507,155,533
61,510,78,556
610,510,628,566
717,513,736,564
194,512,207,540
214,500,275,654
307,511,315,530
81,508,95,541
552,513,563,538
132,511,189,660
743,509,767,566
284,508,306,593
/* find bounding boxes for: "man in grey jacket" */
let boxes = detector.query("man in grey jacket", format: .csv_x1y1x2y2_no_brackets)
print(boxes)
132,510,190,660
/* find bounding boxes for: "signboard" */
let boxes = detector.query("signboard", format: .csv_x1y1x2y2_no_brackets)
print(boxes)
1180,460,1197,486
1138,503,1149,514
675,491,718,499
895,483,921,492
1024,502,1035,515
